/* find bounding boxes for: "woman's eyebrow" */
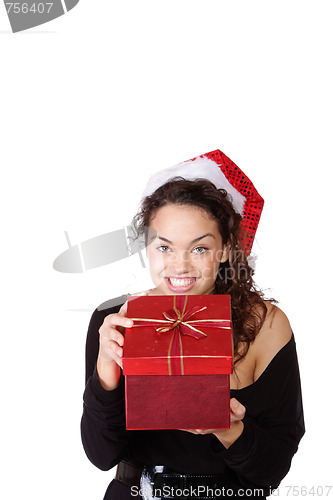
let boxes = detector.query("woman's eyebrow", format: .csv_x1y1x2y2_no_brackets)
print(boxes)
156,233,215,244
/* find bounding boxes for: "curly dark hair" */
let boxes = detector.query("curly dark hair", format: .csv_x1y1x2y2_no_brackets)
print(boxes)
132,177,275,364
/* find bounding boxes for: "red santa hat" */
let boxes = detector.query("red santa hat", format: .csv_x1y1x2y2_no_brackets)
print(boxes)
141,149,264,256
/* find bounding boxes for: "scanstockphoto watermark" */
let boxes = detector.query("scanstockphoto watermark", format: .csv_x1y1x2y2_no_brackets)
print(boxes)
3,0,79,33
131,484,333,498
53,226,254,279
271,485,332,496
131,484,266,498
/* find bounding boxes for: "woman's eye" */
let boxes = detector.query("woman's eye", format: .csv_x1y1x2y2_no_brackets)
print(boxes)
157,245,171,253
193,246,208,254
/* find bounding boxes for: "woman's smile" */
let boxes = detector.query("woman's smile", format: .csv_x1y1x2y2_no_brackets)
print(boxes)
164,276,198,292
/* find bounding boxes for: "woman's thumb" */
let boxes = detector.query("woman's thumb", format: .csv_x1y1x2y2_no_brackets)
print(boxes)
230,398,246,421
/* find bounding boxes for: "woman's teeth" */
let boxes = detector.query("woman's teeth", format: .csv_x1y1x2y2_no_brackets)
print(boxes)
168,277,196,287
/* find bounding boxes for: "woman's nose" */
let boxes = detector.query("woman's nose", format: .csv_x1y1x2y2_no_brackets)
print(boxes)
169,250,192,274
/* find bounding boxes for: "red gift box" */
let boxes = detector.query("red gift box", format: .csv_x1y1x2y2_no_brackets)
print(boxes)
123,294,233,430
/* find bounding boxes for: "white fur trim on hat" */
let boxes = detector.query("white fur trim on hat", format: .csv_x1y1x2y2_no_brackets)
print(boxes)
141,155,246,215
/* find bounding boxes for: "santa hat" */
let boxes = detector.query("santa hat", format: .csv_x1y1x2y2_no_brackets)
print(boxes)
141,149,264,255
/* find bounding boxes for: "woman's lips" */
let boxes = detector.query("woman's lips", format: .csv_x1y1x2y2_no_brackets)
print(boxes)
164,277,197,292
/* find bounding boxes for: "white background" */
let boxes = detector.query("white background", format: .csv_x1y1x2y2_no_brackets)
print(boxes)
0,1,332,499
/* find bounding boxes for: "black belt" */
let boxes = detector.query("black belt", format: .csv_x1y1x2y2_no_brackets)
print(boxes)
116,460,142,488
115,460,247,499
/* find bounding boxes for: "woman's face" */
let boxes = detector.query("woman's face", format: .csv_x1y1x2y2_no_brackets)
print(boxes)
146,204,228,295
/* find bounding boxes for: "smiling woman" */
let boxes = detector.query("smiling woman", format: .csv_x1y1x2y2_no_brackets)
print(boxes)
80,150,305,500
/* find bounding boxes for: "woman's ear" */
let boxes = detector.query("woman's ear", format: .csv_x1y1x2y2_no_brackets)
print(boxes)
220,243,230,264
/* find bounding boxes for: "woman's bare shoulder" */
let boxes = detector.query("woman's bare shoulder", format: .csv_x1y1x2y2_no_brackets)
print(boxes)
252,302,293,381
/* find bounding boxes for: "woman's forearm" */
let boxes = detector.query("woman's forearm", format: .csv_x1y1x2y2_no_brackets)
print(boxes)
96,355,121,391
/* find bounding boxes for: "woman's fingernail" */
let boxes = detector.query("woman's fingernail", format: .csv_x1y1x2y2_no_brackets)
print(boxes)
117,350,122,357
233,399,239,408
125,319,133,327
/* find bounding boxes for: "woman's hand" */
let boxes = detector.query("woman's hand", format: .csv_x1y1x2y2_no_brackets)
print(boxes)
180,398,246,449
96,291,148,391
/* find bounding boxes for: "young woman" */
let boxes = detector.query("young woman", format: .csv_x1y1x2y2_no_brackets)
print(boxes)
81,153,305,500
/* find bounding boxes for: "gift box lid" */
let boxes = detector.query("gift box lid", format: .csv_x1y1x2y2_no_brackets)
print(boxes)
123,294,233,376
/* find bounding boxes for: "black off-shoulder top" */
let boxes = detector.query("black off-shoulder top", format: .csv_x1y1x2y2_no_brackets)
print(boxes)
81,300,305,500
